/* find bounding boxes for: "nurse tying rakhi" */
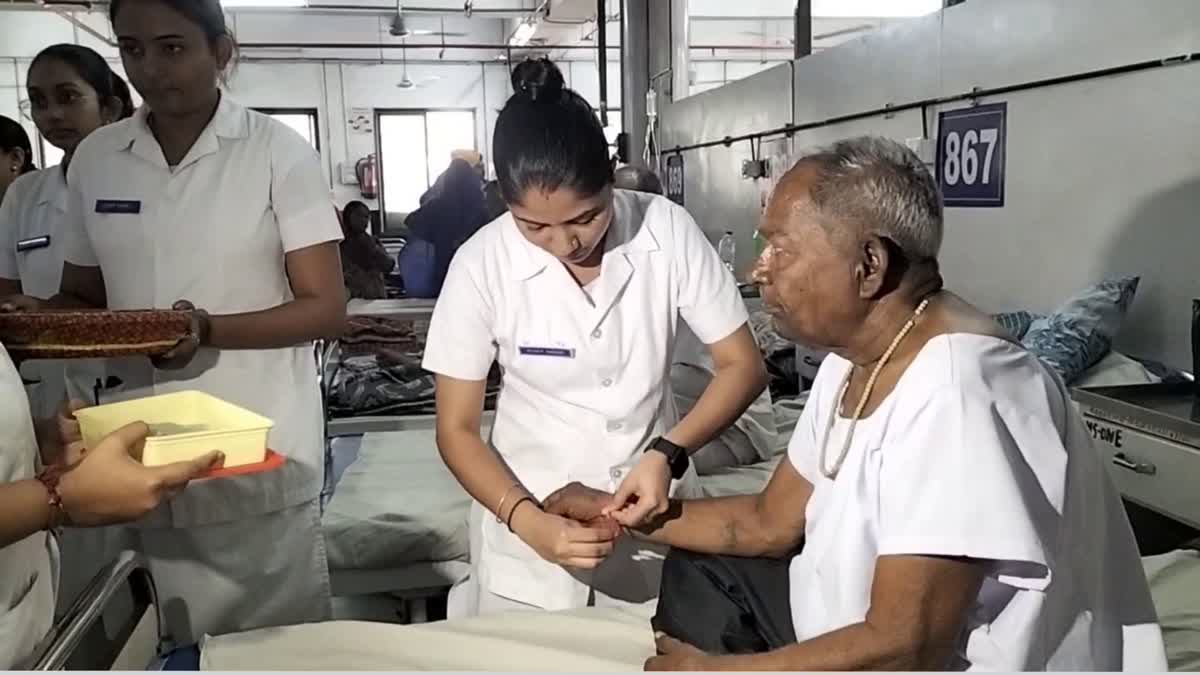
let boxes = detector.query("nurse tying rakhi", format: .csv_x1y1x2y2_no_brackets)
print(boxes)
423,58,767,617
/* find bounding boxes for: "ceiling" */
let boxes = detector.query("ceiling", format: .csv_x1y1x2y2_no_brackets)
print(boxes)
0,0,941,64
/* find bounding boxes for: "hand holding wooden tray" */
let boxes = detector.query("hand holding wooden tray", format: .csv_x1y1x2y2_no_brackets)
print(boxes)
0,309,192,360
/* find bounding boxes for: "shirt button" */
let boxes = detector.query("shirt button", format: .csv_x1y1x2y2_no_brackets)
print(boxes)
592,329,602,339
610,468,623,479
606,421,623,431
601,378,613,387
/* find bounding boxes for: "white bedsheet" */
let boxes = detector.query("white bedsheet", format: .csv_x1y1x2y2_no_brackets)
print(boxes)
201,550,1200,671
201,605,657,671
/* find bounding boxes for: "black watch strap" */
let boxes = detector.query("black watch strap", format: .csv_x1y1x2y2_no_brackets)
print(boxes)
647,436,690,480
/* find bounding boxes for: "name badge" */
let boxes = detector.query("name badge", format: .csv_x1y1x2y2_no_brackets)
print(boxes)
16,235,51,252
518,346,575,358
95,199,141,214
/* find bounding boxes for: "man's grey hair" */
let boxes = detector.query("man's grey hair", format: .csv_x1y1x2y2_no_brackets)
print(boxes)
792,136,943,260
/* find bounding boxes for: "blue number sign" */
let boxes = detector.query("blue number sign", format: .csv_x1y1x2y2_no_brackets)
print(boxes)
936,102,1007,207
665,154,685,206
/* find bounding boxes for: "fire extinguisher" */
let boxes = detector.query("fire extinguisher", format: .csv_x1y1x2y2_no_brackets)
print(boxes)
355,154,378,200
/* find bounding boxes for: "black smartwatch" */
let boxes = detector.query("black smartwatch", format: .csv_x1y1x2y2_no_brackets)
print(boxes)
646,436,690,480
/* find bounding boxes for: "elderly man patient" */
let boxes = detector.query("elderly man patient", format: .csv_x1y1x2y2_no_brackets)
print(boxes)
545,137,1166,671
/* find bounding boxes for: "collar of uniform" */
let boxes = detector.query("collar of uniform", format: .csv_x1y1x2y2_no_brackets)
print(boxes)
501,190,661,282
32,166,67,210
120,92,250,168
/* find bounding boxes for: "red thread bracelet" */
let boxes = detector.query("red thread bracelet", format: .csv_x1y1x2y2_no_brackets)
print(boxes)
34,466,67,532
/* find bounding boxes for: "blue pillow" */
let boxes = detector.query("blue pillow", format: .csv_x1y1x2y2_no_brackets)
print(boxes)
1021,276,1140,383
992,311,1038,340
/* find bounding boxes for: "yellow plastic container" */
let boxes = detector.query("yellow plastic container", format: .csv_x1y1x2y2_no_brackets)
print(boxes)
74,390,275,468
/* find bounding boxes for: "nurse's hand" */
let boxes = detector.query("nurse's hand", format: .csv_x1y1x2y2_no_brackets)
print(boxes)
512,507,621,570
57,421,224,527
0,294,45,312
604,452,672,528
152,300,211,371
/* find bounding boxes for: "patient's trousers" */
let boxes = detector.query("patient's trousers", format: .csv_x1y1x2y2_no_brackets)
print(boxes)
652,547,797,655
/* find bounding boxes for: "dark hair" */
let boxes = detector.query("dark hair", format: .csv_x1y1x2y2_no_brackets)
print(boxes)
493,58,612,205
343,200,370,219
483,180,507,222
110,0,230,43
30,44,136,121
0,115,36,174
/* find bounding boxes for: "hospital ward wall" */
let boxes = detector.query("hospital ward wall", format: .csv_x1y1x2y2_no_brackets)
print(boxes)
0,9,620,208
656,0,1200,371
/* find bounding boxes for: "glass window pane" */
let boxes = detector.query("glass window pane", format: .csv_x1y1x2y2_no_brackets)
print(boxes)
378,113,429,216
40,137,64,168
424,110,476,182
269,113,317,148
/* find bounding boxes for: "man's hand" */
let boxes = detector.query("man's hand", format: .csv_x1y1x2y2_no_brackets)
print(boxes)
604,451,672,527
0,294,45,312
152,300,211,371
644,634,712,671
543,481,614,523
36,399,88,467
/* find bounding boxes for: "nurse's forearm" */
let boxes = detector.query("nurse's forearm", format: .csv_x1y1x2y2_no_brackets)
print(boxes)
0,480,53,548
438,427,532,519
207,296,346,349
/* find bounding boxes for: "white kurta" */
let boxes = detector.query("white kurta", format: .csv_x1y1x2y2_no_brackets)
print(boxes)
423,190,748,613
0,168,105,418
56,95,340,640
0,344,57,670
787,333,1167,670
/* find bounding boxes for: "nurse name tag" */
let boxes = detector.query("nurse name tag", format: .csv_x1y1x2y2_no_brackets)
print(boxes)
95,199,142,214
518,346,575,358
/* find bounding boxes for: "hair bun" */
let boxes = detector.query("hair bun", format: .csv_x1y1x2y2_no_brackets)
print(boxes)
511,58,565,103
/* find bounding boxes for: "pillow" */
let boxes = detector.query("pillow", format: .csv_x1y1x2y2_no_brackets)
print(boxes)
1022,276,1140,384
992,310,1038,340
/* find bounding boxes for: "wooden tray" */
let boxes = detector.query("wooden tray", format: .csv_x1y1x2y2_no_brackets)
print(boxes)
0,309,191,360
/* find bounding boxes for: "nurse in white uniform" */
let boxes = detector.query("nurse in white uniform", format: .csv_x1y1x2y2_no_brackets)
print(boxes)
15,0,345,643
0,342,218,670
0,44,134,420
424,58,768,617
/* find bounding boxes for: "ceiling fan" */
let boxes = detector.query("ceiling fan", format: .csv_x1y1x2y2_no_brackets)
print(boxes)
387,3,466,38
396,43,441,90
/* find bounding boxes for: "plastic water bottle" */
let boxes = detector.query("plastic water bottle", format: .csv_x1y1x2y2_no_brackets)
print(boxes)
717,231,736,274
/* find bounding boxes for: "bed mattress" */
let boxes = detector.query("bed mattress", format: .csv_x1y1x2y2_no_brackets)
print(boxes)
322,429,472,576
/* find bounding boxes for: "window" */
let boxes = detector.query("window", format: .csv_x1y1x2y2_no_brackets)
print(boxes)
40,137,64,169
255,108,319,150
376,109,477,228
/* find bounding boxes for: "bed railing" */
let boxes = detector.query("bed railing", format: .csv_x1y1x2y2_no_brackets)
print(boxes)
23,550,172,671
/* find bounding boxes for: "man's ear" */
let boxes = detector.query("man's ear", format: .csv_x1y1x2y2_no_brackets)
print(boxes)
857,234,891,299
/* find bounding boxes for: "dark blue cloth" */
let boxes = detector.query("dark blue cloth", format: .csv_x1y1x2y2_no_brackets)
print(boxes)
404,159,487,295
397,239,438,298
161,645,200,670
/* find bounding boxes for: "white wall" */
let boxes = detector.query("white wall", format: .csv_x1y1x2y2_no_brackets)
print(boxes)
659,0,1200,370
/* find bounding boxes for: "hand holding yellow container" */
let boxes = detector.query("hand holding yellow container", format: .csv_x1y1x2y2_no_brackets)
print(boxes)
73,391,283,477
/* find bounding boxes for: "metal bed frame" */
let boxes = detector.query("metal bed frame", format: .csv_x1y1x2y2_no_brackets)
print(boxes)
23,551,173,671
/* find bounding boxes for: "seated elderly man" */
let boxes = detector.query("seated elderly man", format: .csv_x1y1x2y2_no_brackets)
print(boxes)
547,137,1165,671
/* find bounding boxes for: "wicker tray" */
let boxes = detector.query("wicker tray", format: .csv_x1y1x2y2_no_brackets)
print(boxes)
0,309,192,360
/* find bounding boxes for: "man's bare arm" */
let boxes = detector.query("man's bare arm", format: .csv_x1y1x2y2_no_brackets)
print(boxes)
636,457,812,558
703,555,986,671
